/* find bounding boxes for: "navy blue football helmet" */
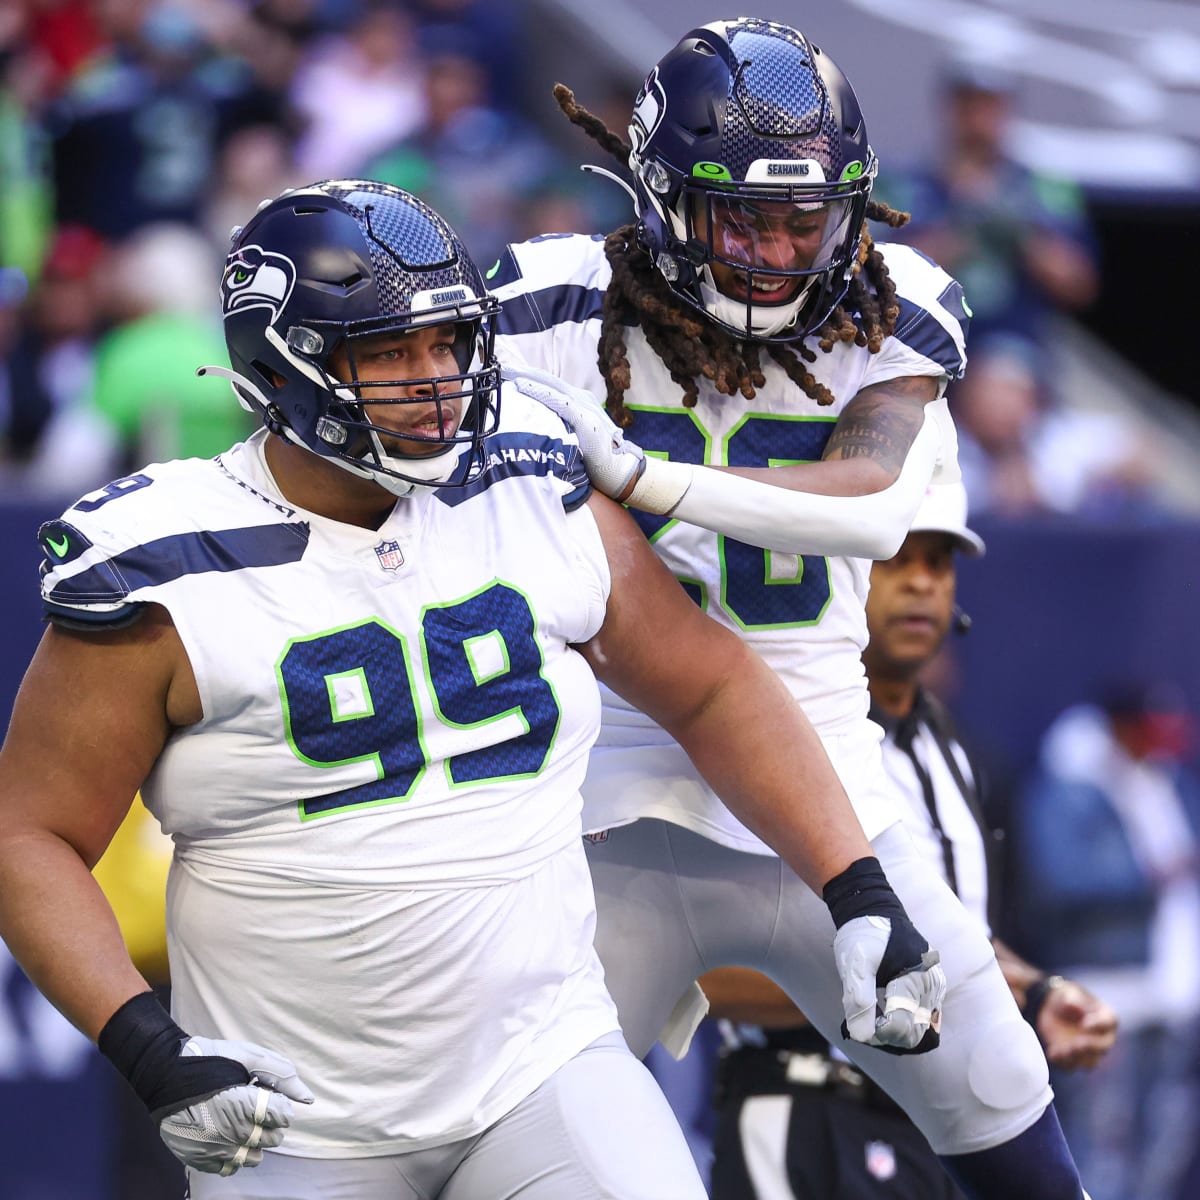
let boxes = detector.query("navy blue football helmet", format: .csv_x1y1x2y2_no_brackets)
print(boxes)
210,180,502,494
627,18,877,342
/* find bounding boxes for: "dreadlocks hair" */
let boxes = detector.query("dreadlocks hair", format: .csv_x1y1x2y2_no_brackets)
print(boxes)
553,83,910,428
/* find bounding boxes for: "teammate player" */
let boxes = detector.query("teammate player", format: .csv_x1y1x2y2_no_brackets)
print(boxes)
492,18,1088,1199
0,181,942,1199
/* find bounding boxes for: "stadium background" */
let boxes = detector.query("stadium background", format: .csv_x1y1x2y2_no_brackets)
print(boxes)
1,1,1198,1196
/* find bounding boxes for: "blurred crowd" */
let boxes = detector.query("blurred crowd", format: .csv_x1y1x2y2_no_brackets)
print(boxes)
0,0,1190,518
1,6,1199,1200
876,56,1170,522
1013,680,1200,1200
0,0,627,498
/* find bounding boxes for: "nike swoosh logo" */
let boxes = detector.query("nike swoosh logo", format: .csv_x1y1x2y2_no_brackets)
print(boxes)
46,534,70,558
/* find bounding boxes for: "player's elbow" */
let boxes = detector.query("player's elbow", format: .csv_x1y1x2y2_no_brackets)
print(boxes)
841,516,909,560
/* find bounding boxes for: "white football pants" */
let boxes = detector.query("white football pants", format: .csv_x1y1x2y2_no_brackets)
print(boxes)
185,1032,706,1199
585,818,1053,1157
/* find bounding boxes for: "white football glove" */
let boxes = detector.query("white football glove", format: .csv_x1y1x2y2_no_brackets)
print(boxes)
823,857,946,1054
502,364,645,500
833,916,947,1052
158,1037,315,1176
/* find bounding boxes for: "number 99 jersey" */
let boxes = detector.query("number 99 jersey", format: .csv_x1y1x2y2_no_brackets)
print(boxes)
492,233,968,848
35,387,624,1152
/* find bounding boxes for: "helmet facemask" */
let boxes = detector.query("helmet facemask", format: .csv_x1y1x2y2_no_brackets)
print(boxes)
272,295,502,496
688,168,873,339
626,18,878,344
633,151,876,343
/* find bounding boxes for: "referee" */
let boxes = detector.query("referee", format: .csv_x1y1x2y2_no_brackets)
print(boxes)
703,482,1118,1200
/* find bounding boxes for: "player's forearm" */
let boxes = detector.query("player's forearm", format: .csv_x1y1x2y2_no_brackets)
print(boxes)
665,657,871,891
638,399,950,559
0,830,151,1039
992,937,1043,1010
721,456,893,497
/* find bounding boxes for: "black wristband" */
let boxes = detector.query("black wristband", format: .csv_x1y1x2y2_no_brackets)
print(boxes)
98,991,250,1121
1022,974,1066,1028
822,856,904,929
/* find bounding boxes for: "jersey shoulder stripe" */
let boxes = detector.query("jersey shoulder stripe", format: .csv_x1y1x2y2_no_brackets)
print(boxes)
876,242,969,378
436,431,590,509
496,283,605,337
435,385,591,510
492,235,611,337
891,290,968,376
490,233,608,294
38,453,310,624
43,522,311,611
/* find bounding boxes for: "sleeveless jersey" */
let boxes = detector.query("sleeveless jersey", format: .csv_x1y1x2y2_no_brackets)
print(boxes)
492,234,968,848
38,388,623,1153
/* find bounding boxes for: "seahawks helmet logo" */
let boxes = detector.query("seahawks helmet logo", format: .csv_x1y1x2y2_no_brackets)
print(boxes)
629,66,667,155
221,246,296,321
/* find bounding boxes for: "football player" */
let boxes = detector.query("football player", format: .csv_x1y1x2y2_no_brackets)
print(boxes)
493,18,1088,1200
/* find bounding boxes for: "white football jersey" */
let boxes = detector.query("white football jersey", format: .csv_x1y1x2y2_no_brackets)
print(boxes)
39,389,624,1153
493,235,968,848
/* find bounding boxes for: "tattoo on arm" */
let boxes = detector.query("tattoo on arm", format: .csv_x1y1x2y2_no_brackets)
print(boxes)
821,376,938,474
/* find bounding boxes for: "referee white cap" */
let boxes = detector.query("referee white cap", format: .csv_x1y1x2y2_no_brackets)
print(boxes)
910,481,986,557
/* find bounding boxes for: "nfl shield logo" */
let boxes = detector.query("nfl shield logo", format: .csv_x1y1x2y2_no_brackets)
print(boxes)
865,1140,897,1181
374,539,405,572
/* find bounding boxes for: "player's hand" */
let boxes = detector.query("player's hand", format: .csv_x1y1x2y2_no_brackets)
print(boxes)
1036,980,1118,1071
157,1037,315,1176
503,364,646,500
99,995,315,1178
823,857,946,1054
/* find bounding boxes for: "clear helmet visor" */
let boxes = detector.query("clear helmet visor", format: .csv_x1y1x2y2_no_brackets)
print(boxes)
648,151,877,340
689,190,859,306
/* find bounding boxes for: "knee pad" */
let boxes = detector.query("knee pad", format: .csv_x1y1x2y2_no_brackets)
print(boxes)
966,1016,1050,1117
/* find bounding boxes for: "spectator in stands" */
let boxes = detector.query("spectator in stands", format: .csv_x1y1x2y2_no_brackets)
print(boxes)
87,222,251,474
1014,682,1200,1200
20,0,108,99
879,53,1098,368
0,266,30,467
953,337,1159,518
288,0,427,178
45,0,276,238
0,224,110,492
364,34,562,265
0,7,54,280
409,0,523,113
202,122,305,253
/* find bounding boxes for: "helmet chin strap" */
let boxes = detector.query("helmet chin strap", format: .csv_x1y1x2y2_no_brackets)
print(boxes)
364,429,467,495
696,266,816,339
